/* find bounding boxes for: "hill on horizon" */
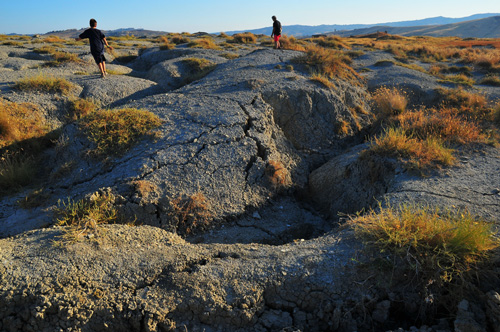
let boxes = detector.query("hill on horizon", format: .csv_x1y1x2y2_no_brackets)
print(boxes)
334,15,500,38
225,13,500,37
31,13,500,39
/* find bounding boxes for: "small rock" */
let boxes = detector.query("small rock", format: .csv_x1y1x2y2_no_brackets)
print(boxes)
252,211,261,219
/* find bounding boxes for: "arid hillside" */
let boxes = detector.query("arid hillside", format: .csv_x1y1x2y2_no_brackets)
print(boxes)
0,32,499,332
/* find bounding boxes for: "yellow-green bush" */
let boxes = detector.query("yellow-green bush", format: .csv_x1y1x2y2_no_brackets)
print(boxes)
349,203,498,283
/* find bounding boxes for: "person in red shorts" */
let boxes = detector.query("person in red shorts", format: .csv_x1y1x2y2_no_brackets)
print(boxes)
271,16,282,49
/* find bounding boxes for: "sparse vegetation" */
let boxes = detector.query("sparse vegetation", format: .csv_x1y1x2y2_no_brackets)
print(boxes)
68,98,99,121
480,74,500,86
220,52,239,60
42,35,66,44
279,35,307,52
53,191,131,245
188,37,220,50
372,87,408,117
293,44,361,83
438,74,475,86
310,72,334,89
158,36,175,50
0,100,49,147
314,35,350,49
229,33,257,44
14,73,76,95
79,108,163,157
45,50,82,66
349,203,498,284
17,188,51,209
365,127,455,170
170,34,190,45
0,152,37,194
131,179,158,199
171,192,212,235
181,57,217,83
265,160,290,187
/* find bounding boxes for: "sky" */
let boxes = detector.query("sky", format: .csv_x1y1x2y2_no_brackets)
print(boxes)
1,0,499,35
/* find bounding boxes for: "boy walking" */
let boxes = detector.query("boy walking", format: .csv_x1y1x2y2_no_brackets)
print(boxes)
271,16,282,49
76,19,113,78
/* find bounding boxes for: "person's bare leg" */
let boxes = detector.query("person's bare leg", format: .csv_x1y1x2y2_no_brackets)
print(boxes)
98,62,105,77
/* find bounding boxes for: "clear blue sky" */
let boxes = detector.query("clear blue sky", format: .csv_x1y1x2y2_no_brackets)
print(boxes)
1,0,499,35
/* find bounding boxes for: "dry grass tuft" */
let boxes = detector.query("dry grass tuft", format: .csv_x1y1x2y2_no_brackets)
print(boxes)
188,37,220,50
229,33,257,44
45,50,82,66
349,203,498,283
366,127,455,170
171,193,212,235
0,99,49,148
79,108,163,157
68,98,99,121
170,34,190,45
438,74,475,86
314,35,350,49
220,52,239,60
265,160,290,187
53,191,130,245
309,72,335,89
181,57,217,83
480,74,500,87
14,73,76,95
293,44,361,83
0,152,37,194
372,87,408,117
42,35,66,43
131,179,158,199
279,35,307,52
158,36,175,50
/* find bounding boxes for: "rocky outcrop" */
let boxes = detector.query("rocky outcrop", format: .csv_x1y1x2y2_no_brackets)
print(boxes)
308,144,500,222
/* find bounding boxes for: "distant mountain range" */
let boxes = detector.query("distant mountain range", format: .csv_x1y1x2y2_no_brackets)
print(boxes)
42,28,168,39
225,13,500,37
41,13,500,39
334,15,500,38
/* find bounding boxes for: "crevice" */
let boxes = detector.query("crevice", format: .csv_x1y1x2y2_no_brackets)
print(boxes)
234,220,279,241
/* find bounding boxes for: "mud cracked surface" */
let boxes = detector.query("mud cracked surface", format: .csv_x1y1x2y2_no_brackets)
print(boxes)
0,36,499,331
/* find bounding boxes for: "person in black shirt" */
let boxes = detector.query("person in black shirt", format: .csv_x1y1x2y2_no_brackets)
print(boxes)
271,16,282,49
76,19,113,78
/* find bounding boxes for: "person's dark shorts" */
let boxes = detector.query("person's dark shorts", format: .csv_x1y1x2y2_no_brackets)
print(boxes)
91,52,106,64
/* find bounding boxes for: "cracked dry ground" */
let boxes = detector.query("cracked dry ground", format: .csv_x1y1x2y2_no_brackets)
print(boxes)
0,39,499,332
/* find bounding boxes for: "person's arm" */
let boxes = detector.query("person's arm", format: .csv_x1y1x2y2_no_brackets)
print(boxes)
103,37,113,50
